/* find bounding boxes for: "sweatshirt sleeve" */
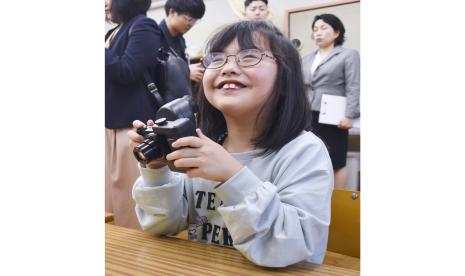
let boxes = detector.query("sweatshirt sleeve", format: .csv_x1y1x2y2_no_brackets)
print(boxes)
132,165,189,236
214,135,334,267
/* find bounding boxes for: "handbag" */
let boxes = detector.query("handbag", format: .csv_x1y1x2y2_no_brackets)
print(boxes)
150,45,192,104
128,16,192,108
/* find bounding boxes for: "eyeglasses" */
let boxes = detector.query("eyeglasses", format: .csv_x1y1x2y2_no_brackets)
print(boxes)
182,14,199,24
202,49,277,69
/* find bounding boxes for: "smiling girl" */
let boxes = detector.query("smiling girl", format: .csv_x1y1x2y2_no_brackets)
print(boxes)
129,20,333,267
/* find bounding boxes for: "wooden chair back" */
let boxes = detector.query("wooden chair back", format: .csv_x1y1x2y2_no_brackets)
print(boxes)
327,189,360,258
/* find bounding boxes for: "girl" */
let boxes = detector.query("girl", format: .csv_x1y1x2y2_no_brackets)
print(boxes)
129,20,333,267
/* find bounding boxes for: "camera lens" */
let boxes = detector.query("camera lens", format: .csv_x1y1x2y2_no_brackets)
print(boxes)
133,136,165,164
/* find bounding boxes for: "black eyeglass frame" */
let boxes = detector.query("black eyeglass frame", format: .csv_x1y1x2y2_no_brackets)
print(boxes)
202,49,277,69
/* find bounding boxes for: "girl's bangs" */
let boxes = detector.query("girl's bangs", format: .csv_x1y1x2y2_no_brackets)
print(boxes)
207,22,270,53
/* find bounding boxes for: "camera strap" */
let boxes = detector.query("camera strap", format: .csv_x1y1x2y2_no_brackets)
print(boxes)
128,16,166,108
143,72,166,107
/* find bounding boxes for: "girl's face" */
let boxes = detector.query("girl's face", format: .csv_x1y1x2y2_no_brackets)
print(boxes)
202,39,278,120
312,19,339,48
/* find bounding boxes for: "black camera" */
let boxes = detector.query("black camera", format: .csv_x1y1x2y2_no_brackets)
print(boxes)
133,95,198,173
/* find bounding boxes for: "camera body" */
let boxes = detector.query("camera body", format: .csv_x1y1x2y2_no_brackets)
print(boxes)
133,95,197,173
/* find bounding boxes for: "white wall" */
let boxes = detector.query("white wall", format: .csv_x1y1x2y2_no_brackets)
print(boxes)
105,0,334,58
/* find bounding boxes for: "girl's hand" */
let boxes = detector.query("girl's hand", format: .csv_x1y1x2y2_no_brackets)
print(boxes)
338,117,353,129
128,120,167,169
166,129,243,183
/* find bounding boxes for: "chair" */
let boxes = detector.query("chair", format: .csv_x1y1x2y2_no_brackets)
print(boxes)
326,189,360,258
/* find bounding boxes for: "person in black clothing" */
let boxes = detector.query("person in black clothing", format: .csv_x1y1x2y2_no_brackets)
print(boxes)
159,0,206,83
105,0,205,229
105,0,162,229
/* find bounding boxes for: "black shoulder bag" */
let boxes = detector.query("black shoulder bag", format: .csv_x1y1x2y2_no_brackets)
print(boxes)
150,43,192,104
128,18,192,108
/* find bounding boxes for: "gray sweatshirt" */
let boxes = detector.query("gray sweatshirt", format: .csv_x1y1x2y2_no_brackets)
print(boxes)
132,131,334,267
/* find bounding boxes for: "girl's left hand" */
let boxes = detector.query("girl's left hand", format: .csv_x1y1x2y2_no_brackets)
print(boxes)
338,117,353,129
166,129,243,183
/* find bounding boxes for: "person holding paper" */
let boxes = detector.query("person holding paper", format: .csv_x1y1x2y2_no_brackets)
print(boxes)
302,13,360,189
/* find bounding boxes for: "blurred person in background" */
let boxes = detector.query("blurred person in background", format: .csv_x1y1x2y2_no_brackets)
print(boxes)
244,0,269,21
105,0,162,229
161,0,206,83
302,14,360,190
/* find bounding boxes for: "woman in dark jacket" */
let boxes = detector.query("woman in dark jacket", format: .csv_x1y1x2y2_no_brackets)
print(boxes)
105,0,160,229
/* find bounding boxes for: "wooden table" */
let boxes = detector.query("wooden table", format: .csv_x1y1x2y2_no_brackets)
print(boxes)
324,251,360,271
106,224,359,275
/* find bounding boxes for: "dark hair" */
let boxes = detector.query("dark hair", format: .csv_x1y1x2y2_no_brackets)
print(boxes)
198,21,311,155
244,0,268,9
312,13,346,46
110,0,152,23
164,0,206,19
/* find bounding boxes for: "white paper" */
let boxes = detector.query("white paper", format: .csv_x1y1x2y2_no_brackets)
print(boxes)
318,94,360,128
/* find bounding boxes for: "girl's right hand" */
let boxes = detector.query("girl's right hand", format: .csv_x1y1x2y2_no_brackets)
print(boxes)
166,129,243,183
128,120,167,169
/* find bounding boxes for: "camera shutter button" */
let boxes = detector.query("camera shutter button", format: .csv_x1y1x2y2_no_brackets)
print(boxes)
155,117,167,125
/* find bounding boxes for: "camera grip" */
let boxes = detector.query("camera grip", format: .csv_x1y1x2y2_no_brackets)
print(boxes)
165,135,196,173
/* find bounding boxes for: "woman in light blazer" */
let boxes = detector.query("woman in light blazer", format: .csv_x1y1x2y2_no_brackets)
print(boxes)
302,14,360,189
